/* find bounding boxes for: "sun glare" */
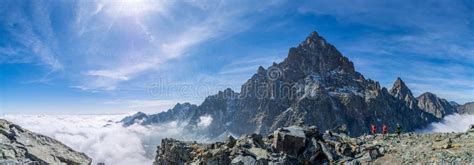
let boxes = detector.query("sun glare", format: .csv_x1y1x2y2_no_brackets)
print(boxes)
107,0,157,17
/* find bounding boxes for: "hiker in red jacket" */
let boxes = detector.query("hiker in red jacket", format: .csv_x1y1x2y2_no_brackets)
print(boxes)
370,124,376,135
382,124,388,137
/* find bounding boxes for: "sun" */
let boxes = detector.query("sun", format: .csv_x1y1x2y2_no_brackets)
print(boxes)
106,0,157,17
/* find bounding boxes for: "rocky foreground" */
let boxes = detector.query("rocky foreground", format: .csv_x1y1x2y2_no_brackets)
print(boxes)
154,124,474,164
0,119,92,164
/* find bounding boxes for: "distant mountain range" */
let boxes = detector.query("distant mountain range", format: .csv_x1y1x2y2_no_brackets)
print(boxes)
122,31,472,138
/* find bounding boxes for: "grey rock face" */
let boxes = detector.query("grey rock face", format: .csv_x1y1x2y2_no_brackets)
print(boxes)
153,125,474,164
417,92,457,118
0,119,92,165
390,77,418,109
123,31,439,138
457,102,474,115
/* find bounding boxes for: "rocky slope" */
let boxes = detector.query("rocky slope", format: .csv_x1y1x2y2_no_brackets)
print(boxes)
153,124,474,164
417,92,458,118
457,102,474,115
123,31,442,138
0,119,92,164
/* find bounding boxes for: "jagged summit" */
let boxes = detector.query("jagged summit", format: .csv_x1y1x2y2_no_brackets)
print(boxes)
284,31,357,77
390,77,417,109
299,31,328,48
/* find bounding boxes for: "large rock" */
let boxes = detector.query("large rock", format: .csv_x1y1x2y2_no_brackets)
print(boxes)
272,126,306,156
0,119,92,164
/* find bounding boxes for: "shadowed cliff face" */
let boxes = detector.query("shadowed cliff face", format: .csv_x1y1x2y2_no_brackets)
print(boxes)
122,31,441,138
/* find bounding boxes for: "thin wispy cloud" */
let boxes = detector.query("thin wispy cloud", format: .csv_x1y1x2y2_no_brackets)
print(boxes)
70,1,275,91
0,0,472,113
0,1,62,70
103,99,182,113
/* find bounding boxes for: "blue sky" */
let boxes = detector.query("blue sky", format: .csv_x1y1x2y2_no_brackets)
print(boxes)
1,0,473,114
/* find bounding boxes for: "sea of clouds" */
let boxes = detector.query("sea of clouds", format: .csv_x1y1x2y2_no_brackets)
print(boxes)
1,114,211,165
419,113,474,133
2,113,472,164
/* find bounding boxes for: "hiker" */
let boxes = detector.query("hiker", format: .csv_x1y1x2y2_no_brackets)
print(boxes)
396,124,402,137
370,124,377,135
382,124,388,137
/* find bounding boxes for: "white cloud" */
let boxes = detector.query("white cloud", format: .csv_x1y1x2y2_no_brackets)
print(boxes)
419,113,474,133
197,115,213,128
1,114,209,165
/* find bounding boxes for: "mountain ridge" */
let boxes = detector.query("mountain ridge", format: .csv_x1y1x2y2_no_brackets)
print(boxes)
122,31,464,139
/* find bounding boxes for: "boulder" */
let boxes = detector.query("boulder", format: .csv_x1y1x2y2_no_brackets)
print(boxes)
432,138,452,150
272,126,306,156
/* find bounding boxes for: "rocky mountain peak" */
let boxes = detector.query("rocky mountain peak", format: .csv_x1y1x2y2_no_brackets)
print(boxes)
280,31,360,85
257,66,266,74
390,77,417,109
417,92,457,118
392,77,407,89
299,31,328,48
121,30,439,138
